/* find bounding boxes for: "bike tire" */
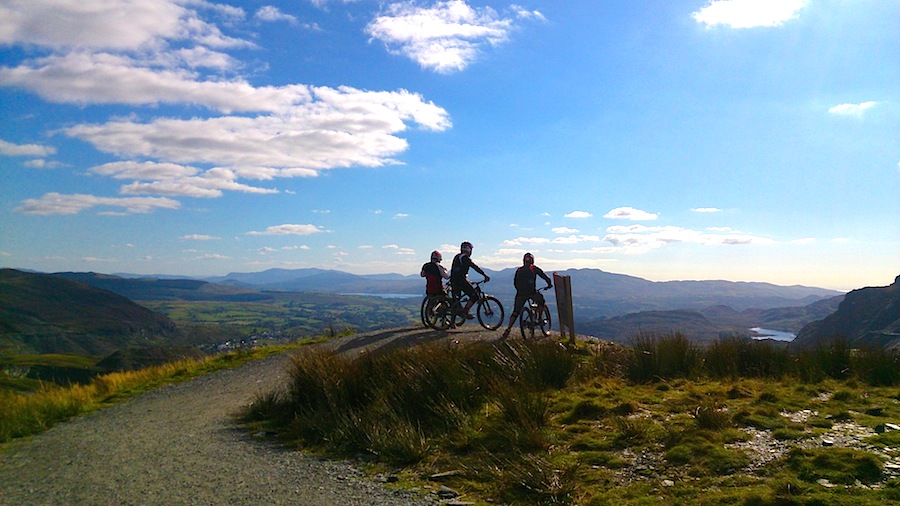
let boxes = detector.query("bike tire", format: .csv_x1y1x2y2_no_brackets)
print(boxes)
419,296,429,327
519,308,536,339
537,305,552,337
427,299,453,330
476,296,504,330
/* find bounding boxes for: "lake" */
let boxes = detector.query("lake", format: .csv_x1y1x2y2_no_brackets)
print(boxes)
340,293,422,299
750,327,796,342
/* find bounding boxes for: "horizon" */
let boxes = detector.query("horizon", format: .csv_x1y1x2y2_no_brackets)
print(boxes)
6,264,873,293
1,1,897,294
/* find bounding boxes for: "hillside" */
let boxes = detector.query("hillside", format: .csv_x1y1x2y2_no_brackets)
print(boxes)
53,272,270,302
792,275,900,349
0,269,179,356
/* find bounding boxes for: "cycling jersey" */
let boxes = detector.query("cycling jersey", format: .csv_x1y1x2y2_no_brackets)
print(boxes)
420,261,448,295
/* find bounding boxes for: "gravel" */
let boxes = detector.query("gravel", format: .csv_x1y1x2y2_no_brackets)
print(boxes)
0,326,492,506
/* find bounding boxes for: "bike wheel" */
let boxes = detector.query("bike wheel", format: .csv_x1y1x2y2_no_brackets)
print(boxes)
476,296,504,330
519,308,535,339
420,296,429,327
537,305,552,337
427,299,453,330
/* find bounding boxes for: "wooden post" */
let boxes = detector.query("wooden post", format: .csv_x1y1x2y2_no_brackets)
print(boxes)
552,273,576,345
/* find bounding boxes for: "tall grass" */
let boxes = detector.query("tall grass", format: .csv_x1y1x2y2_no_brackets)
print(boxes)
1,345,298,443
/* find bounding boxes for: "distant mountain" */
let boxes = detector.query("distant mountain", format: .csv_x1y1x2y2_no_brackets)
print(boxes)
577,295,844,345
0,269,179,356
53,272,271,302
792,275,900,350
205,268,422,293
195,267,843,319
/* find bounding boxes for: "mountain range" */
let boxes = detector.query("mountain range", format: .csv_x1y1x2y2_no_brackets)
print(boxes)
7,266,898,354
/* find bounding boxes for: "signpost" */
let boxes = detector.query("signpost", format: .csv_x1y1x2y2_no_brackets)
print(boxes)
553,273,576,345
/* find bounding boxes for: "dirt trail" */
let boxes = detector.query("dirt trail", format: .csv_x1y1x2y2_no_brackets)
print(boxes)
0,326,501,505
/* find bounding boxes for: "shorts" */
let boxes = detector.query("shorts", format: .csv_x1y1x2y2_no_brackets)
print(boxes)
511,291,544,318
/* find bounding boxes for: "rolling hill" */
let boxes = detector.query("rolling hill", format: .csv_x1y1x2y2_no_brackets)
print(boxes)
792,275,900,349
0,269,179,356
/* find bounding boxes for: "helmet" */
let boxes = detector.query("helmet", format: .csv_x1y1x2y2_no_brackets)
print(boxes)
523,252,534,265
431,250,442,263
460,241,473,254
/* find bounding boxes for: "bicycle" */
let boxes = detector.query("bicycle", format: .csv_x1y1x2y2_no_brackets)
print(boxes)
429,280,504,331
420,282,453,328
519,286,552,339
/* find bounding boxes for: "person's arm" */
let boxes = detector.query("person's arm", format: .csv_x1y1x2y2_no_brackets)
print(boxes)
471,261,490,281
420,264,427,277
536,267,552,288
439,264,450,279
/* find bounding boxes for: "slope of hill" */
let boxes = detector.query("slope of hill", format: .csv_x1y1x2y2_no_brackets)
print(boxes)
53,272,270,302
0,269,179,356
792,275,900,349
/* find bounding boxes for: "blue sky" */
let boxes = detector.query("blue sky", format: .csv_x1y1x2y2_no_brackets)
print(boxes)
0,0,897,292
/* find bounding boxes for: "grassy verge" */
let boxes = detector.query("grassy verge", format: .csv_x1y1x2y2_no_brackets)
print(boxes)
0,340,314,444
244,334,900,505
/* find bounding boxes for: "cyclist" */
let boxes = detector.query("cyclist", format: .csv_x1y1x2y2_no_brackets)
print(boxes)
450,241,490,320
501,252,552,338
420,250,450,298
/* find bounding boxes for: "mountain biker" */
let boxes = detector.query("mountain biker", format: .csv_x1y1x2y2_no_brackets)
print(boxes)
502,252,552,338
450,241,490,320
420,250,450,298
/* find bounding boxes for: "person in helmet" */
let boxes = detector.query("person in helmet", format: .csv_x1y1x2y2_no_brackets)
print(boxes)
450,241,490,319
420,250,450,297
502,252,552,338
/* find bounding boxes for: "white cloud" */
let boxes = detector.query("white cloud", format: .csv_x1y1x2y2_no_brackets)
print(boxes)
23,159,65,169
62,86,449,172
603,224,773,253
564,211,592,219
247,224,325,236
552,227,579,234
692,207,721,213
828,101,877,117
502,237,551,246
181,234,219,241
0,0,452,208
692,0,809,29
604,207,658,221
0,0,232,51
14,192,180,215
0,138,56,157
551,235,601,245
365,0,525,73
0,52,311,112
394,213,409,219
255,6,297,24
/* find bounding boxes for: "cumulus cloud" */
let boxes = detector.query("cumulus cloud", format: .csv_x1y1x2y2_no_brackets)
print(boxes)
604,224,773,253
552,227,579,234
604,207,658,221
828,101,877,117
692,207,721,213
2,0,452,214
181,234,219,241
14,192,180,215
247,224,325,235
564,211,592,219
692,0,809,29
502,237,551,246
0,138,56,157
255,6,297,24
365,0,541,73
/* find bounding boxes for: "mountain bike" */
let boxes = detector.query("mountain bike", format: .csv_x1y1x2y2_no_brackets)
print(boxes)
420,282,453,328
519,286,552,339
429,280,504,331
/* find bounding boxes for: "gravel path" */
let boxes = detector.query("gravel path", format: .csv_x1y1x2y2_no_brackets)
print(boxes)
0,326,502,506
